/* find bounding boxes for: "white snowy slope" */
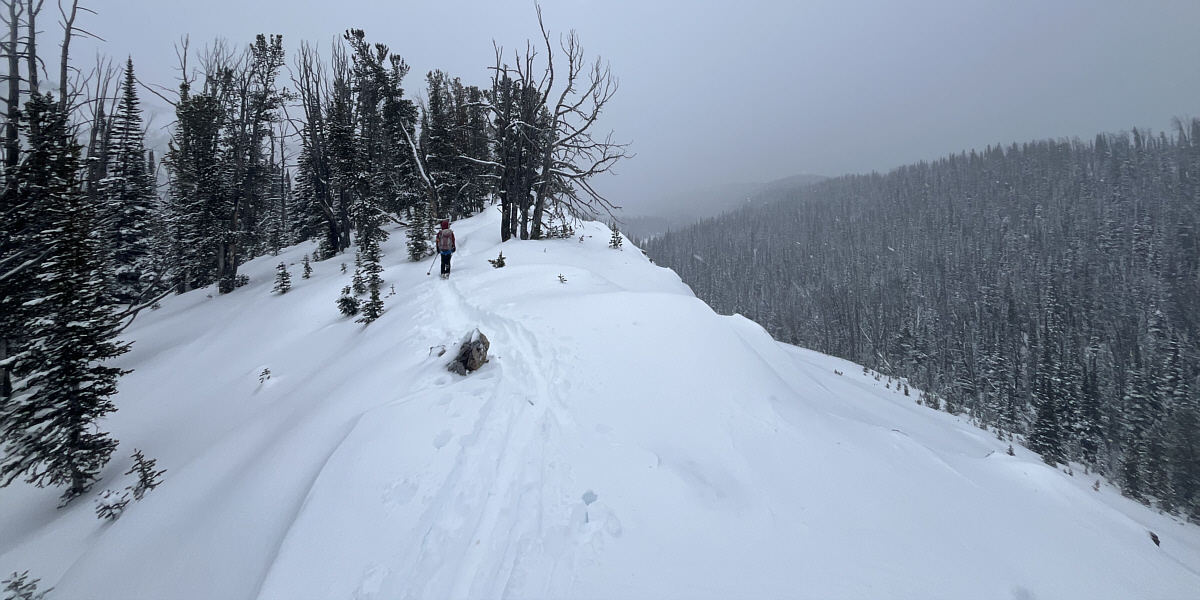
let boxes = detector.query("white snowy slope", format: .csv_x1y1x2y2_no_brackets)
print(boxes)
2,208,1199,600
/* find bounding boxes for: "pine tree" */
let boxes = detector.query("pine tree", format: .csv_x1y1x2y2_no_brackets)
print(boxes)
407,201,431,261
125,448,165,501
336,286,360,316
351,250,366,295
357,236,385,324
301,254,312,279
100,58,157,304
609,223,623,249
94,488,130,520
2,571,51,600
164,78,224,293
0,92,130,505
1027,325,1065,465
273,262,291,294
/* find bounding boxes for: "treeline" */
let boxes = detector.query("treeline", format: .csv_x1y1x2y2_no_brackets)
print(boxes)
0,2,626,507
644,123,1200,520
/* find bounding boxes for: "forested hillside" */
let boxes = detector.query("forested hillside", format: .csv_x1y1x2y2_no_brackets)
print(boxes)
644,122,1200,518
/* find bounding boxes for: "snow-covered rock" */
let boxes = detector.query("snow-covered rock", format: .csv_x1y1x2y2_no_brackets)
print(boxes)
1,207,1198,599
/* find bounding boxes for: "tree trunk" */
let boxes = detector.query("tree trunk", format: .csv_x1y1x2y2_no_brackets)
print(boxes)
500,192,511,242
23,0,37,93
1,336,10,398
5,1,21,174
57,0,78,111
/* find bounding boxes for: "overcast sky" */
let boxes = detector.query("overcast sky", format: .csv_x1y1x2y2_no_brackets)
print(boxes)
69,0,1200,215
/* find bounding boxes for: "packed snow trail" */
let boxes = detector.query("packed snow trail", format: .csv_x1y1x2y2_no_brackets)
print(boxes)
1,208,1199,599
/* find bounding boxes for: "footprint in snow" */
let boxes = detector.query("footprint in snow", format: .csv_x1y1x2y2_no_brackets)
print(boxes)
579,490,622,538
382,480,418,506
432,430,453,449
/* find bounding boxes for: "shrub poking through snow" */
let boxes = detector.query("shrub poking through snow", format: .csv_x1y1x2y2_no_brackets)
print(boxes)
125,449,166,501
95,489,130,520
273,263,291,294
337,286,360,316
558,274,567,283
2,571,51,600
488,252,506,268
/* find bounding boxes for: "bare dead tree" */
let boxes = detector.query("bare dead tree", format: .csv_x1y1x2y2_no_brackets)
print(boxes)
82,54,115,202
55,0,77,109
525,5,630,239
289,40,352,253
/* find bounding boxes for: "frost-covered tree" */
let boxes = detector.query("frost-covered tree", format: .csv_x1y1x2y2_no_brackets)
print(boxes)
99,58,157,304
407,200,431,261
272,262,291,294
164,35,287,294
356,236,384,324
0,92,130,505
609,223,622,249
336,285,360,316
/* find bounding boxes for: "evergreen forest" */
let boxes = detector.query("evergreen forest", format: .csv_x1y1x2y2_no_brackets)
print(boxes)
644,124,1200,520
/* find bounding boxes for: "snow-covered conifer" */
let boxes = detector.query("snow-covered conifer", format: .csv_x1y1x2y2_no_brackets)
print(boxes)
100,58,158,304
357,237,385,324
0,92,130,505
609,223,623,249
337,286,360,316
407,201,431,261
273,262,291,294
302,254,312,279
351,251,367,295
94,489,129,520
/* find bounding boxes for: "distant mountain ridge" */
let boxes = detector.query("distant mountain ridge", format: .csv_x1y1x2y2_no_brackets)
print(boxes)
621,174,826,239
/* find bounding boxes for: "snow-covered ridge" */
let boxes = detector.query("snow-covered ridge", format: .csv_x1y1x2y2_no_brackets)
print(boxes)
2,208,1198,599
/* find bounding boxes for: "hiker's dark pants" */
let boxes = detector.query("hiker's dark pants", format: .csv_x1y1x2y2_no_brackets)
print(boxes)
440,252,452,275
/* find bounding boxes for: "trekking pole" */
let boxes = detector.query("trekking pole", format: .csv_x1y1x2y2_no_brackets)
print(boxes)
426,252,439,276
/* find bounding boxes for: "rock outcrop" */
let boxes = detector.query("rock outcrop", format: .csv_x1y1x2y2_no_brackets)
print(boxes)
448,329,489,375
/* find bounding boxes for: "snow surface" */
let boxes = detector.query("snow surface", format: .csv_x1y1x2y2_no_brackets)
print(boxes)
2,208,1199,600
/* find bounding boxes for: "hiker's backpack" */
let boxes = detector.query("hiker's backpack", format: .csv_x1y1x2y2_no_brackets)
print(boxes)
437,229,455,252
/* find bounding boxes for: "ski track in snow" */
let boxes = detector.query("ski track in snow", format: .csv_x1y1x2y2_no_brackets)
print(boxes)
256,224,598,600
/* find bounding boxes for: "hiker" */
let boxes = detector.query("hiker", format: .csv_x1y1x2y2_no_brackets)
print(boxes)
436,219,456,278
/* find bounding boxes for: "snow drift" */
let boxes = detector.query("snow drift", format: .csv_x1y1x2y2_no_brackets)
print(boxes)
1,208,1198,599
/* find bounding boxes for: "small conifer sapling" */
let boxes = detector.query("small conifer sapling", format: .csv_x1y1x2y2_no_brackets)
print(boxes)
488,252,506,268
125,449,166,501
609,224,623,249
302,254,312,279
337,286,360,316
273,262,291,294
2,571,51,600
94,489,130,520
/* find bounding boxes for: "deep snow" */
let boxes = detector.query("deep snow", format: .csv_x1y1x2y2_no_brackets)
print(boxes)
1,208,1198,600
